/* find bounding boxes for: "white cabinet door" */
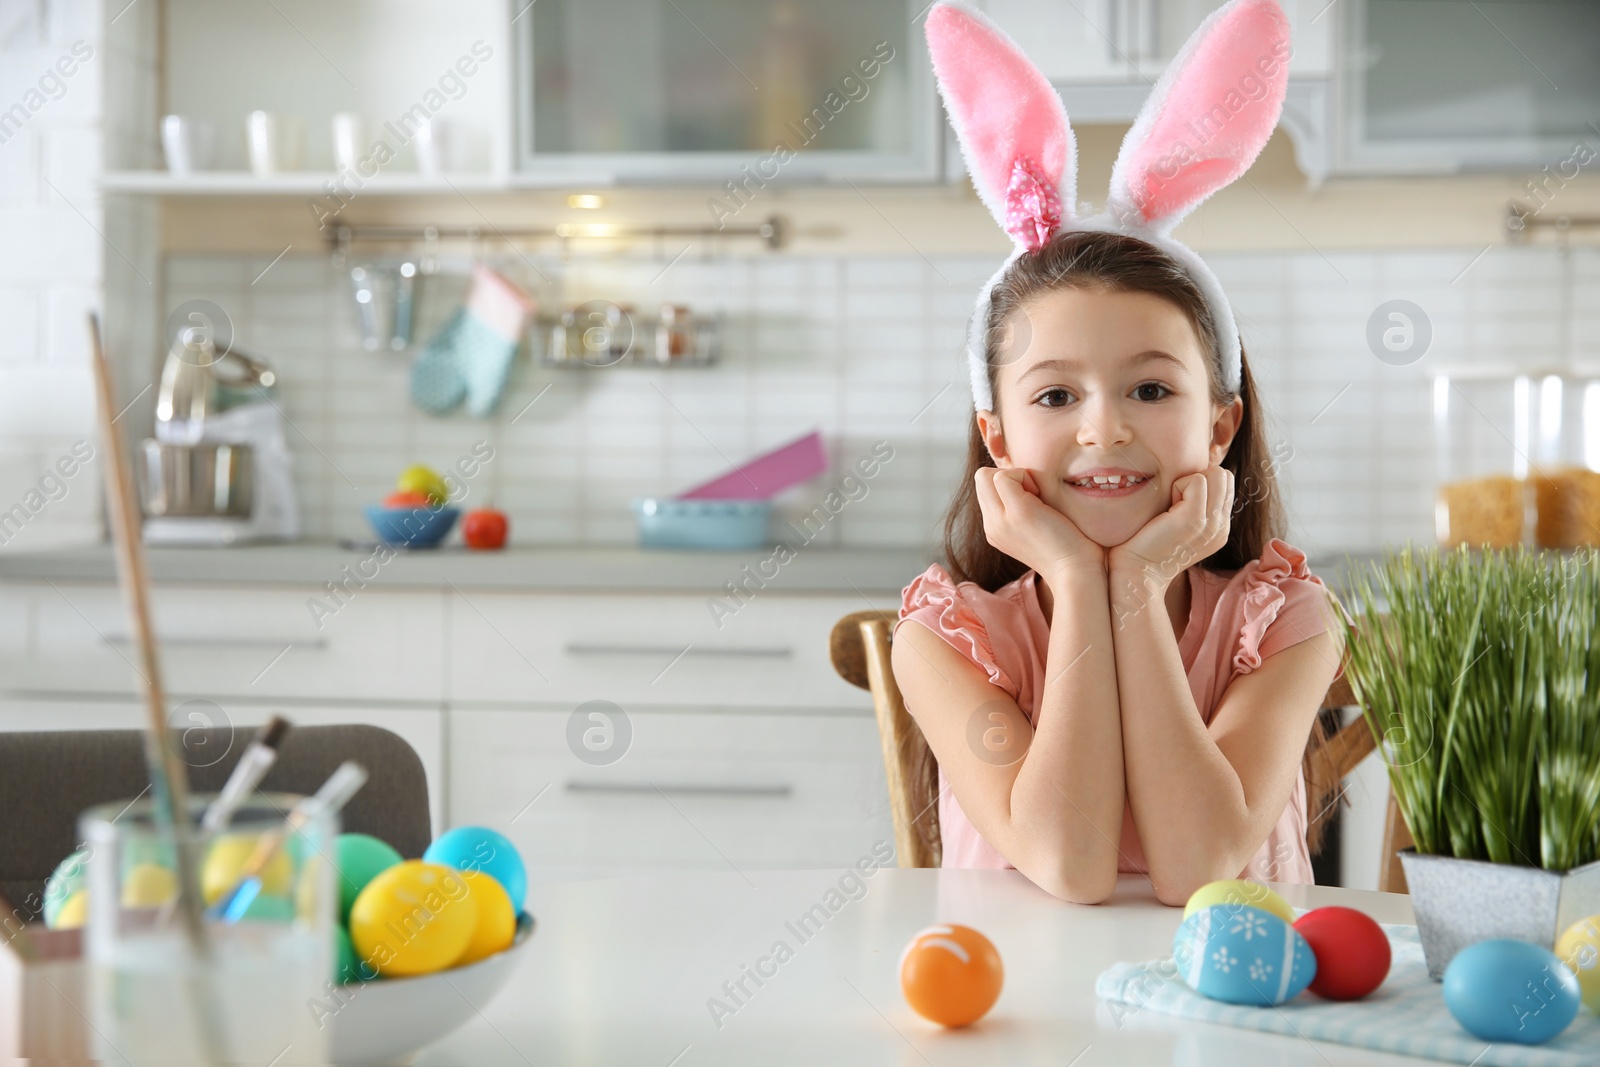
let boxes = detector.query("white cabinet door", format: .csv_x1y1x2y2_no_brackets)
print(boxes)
448,707,894,884
0,698,446,837
0,582,445,704
446,590,893,709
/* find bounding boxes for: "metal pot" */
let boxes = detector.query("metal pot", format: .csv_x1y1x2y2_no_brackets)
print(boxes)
1398,849,1600,979
137,441,254,517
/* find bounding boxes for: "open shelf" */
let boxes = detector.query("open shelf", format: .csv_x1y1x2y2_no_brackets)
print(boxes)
97,171,623,196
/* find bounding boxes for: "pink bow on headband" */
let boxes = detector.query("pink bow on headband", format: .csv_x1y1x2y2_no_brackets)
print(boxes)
1003,156,1062,252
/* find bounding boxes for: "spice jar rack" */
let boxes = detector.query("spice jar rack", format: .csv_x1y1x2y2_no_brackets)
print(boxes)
532,301,721,367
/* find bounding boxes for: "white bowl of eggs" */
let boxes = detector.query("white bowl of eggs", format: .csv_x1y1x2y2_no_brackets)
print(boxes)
327,911,536,1064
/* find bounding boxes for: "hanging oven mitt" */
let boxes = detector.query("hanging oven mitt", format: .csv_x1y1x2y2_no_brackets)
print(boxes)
409,265,536,418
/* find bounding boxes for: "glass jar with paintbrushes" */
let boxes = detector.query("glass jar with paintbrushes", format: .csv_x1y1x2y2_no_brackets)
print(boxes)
79,763,365,1065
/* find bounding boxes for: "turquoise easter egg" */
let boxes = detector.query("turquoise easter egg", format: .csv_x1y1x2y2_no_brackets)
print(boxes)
1174,904,1317,1006
1443,939,1580,1045
424,826,525,913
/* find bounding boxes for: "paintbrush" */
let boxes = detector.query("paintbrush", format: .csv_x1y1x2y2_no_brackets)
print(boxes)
89,313,225,1065
211,761,369,923
200,715,291,833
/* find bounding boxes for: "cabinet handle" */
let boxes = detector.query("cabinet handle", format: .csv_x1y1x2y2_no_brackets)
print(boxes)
102,634,328,650
564,643,793,658
565,781,793,798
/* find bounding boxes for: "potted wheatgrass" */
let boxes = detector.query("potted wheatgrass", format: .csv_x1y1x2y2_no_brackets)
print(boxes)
1344,545,1600,979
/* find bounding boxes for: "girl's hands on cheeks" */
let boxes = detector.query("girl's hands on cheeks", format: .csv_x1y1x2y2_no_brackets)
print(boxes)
1108,464,1233,589
974,467,1106,584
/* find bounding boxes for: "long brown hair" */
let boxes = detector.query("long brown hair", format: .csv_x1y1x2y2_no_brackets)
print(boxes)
905,229,1338,865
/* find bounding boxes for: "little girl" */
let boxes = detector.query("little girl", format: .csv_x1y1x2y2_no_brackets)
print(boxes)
893,0,1343,906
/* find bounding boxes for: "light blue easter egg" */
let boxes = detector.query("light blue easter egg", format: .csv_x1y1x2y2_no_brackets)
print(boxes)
1443,939,1580,1045
1174,904,1317,1006
423,826,526,913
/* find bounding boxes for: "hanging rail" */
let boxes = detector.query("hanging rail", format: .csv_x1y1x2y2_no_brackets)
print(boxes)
326,215,787,253
1506,202,1600,242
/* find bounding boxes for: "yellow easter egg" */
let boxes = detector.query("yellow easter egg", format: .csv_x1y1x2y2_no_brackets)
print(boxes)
1183,879,1295,925
52,890,88,930
349,861,478,977
1556,914,1600,1014
201,834,292,906
454,868,516,967
121,863,177,908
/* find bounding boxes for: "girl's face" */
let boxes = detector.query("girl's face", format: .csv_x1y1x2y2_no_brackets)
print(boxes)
977,286,1243,549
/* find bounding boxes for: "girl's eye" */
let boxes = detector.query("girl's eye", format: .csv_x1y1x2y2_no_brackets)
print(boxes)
1133,382,1171,402
1035,387,1075,408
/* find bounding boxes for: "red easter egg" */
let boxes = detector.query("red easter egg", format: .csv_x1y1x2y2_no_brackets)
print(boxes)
1294,906,1391,1000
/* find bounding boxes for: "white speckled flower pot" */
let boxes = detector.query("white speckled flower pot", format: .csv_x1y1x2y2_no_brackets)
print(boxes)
1399,849,1600,979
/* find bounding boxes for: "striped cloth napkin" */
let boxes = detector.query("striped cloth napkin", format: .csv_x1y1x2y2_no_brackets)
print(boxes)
1095,920,1599,1066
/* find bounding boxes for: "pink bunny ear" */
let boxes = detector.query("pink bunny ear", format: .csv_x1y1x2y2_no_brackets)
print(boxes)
1107,0,1290,234
926,1,1074,250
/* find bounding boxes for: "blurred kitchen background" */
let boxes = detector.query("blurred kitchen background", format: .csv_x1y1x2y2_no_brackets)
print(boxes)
1,0,1597,893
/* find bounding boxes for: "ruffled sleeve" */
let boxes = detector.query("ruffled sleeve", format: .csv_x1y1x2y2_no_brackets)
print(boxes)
1232,539,1342,677
896,563,1019,699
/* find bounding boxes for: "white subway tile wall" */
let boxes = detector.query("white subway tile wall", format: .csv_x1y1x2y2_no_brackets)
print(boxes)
161,243,1600,557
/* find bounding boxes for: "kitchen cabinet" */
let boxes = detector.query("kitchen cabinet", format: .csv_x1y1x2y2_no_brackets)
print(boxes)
513,0,940,182
1338,0,1600,173
449,707,892,884
0,575,897,882
0,582,445,704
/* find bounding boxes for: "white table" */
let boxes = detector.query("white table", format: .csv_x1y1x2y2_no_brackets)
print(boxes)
423,869,1438,1066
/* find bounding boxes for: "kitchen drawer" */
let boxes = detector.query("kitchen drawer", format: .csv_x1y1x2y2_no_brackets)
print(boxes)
0,582,445,703
448,708,895,882
0,698,446,839
446,591,894,707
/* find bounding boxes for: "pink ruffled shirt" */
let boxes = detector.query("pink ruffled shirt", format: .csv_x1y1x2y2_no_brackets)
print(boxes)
894,538,1339,886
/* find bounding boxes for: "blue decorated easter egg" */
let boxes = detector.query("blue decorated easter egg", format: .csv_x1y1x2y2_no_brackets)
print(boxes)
423,826,526,913
1443,939,1580,1045
1174,904,1317,1006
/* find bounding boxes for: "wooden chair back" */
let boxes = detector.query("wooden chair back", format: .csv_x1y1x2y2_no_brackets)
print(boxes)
829,609,1413,891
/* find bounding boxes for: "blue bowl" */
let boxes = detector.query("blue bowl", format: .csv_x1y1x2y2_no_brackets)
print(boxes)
631,498,772,550
364,504,460,547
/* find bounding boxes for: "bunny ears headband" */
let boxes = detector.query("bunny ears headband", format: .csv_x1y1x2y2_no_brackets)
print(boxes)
926,0,1292,410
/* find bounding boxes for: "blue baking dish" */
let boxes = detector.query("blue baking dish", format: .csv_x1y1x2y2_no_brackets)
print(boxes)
631,498,772,550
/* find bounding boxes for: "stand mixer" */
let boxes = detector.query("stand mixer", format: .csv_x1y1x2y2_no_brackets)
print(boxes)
138,326,301,546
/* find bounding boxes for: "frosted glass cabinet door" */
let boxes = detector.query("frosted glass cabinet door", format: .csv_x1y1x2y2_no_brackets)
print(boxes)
515,0,938,180
1341,0,1600,172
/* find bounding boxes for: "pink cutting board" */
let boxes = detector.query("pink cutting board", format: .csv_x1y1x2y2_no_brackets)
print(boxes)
676,431,827,500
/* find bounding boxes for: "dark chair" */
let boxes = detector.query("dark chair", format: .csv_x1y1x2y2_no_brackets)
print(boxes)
0,724,432,922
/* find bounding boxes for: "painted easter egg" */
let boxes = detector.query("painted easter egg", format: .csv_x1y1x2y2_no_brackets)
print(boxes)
424,826,526,914
900,924,1004,1027
51,890,88,931
1444,939,1580,1045
334,833,403,924
1555,915,1600,1015
1184,879,1295,925
201,833,292,905
349,861,479,978
1294,906,1392,1000
1174,904,1317,1006
454,868,517,967
120,862,177,909
43,850,89,928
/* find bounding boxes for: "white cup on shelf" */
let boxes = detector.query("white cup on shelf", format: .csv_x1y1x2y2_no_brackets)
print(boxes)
412,117,452,177
160,115,214,176
331,112,364,173
246,110,303,175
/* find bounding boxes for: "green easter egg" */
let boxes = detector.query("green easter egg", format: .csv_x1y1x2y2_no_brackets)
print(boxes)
334,923,370,984
335,834,403,925
43,849,90,928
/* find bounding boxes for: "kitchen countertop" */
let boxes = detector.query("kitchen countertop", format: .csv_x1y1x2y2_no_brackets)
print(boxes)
0,542,1385,596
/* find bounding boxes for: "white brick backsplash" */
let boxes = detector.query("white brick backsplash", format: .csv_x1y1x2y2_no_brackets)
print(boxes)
0,287,41,364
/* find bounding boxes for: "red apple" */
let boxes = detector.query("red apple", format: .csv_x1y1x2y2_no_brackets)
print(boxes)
463,508,509,550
